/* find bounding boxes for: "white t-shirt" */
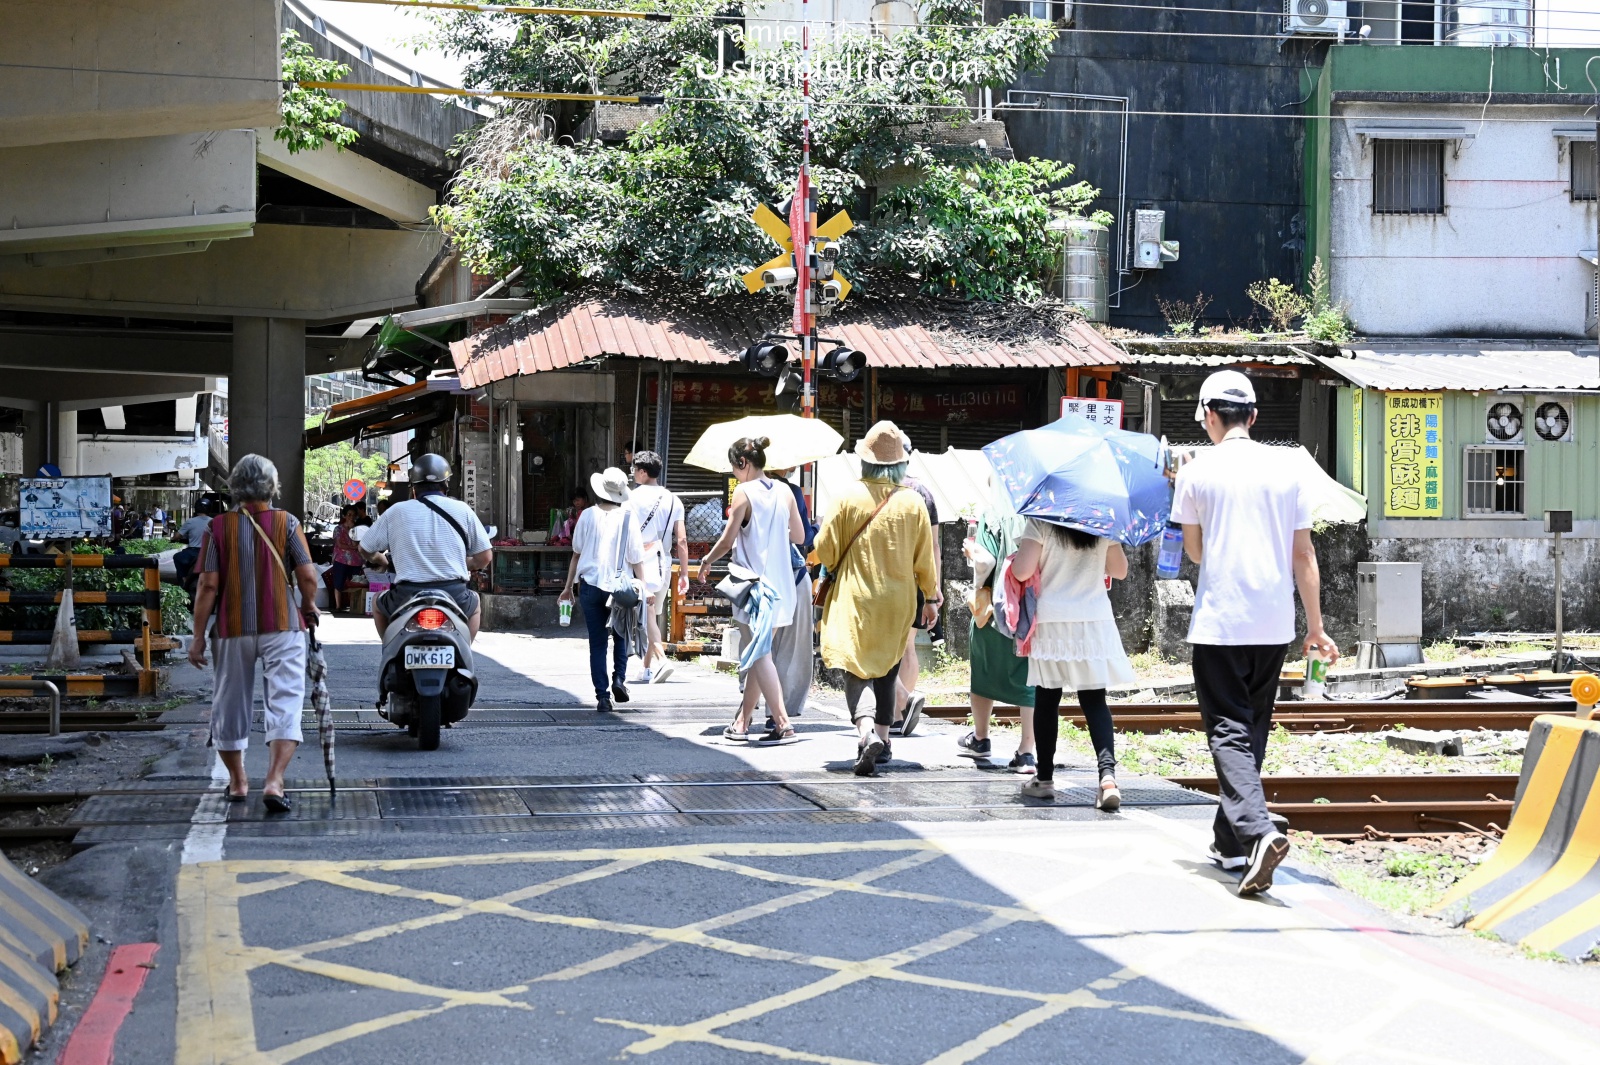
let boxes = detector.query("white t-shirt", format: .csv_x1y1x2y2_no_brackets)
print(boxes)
627,483,683,593
1171,439,1313,646
572,504,644,587
1017,519,1114,624
361,494,492,583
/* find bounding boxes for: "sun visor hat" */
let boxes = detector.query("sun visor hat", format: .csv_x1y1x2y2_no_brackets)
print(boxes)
1193,370,1257,422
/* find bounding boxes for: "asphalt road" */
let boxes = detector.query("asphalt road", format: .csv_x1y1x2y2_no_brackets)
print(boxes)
26,618,1600,1064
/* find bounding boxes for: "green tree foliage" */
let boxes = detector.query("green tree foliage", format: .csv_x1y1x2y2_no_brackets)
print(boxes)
304,436,392,513
277,30,360,154
429,0,1108,302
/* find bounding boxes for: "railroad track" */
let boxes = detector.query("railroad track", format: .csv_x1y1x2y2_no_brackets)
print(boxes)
925,699,1569,735
1168,774,1518,839
0,773,1523,845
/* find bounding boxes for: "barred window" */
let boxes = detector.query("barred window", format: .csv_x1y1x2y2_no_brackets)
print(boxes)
1373,140,1446,216
1573,140,1597,202
1463,446,1525,517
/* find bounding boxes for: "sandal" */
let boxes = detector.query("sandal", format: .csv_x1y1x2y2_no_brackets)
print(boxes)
263,792,292,815
753,726,797,746
224,789,248,803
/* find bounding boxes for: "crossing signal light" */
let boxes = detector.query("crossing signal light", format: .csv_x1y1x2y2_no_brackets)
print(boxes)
774,367,804,412
819,346,865,383
739,341,789,377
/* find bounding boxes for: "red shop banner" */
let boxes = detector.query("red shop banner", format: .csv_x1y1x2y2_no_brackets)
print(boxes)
651,376,864,409
876,382,1028,423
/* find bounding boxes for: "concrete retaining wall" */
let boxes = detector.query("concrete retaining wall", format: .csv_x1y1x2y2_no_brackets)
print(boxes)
1370,534,1595,638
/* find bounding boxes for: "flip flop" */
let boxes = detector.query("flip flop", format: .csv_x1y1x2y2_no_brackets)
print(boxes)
263,793,292,815
225,790,248,803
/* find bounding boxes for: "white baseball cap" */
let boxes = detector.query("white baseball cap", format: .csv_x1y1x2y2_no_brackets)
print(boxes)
1193,370,1257,422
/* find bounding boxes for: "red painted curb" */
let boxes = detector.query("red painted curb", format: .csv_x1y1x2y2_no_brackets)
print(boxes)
55,944,159,1065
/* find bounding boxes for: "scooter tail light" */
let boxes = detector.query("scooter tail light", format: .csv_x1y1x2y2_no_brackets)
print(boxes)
415,608,448,630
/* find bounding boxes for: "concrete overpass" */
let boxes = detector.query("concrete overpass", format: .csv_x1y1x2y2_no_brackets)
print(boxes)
0,0,482,511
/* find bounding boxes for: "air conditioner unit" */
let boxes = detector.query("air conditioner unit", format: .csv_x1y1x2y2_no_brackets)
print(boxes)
1283,0,1350,35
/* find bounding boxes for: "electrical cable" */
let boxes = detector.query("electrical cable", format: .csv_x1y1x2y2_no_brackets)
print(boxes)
318,0,1600,36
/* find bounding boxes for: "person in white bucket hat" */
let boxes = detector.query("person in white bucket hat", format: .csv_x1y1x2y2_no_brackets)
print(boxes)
560,467,646,711
1172,370,1338,896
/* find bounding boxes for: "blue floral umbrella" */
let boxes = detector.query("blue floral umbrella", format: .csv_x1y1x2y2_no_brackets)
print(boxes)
982,417,1171,546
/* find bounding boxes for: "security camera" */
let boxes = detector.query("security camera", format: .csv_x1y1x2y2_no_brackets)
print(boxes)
814,240,840,262
1359,24,1372,38
820,279,844,302
762,266,797,289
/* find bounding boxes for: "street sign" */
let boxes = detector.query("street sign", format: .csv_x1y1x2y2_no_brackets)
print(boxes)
343,479,367,504
20,476,113,538
1060,397,1124,429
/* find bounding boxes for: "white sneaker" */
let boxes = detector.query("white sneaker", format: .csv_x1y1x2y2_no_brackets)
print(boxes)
1238,832,1290,896
1206,844,1247,871
638,668,653,684
1020,776,1056,799
651,664,675,683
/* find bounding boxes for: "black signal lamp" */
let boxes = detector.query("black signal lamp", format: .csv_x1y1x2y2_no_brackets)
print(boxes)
819,345,866,383
739,340,789,377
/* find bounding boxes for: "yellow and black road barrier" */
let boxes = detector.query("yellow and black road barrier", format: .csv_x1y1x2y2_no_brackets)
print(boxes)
0,856,90,1064
1433,694,1600,961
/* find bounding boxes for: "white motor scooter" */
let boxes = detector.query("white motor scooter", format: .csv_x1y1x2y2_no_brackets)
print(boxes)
350,524,492,750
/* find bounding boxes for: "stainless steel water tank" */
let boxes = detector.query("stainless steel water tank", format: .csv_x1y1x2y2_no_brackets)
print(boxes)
1051,216,1109,323
1450,0,1531,46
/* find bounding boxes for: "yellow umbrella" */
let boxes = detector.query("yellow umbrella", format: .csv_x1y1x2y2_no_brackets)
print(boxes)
684,415,845,474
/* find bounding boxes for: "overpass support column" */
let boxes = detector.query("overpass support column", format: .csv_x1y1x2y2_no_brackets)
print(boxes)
231,318,306,517
55,409,78,475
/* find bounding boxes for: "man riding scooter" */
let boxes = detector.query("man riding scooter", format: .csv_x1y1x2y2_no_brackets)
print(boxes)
358,454,493,639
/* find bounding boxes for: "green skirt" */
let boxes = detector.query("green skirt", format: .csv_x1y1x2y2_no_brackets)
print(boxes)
969,620,1035,708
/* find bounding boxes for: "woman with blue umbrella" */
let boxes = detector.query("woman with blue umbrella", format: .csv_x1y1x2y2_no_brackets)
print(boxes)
984,416,1172,809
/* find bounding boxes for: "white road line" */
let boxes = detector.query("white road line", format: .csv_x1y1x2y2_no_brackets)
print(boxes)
180,755,230,865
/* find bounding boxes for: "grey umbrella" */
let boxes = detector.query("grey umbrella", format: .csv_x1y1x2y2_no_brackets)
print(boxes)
306,625,335,797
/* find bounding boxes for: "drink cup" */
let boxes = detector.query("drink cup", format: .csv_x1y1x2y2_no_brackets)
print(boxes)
558,600,572,627
1303,650,1329,700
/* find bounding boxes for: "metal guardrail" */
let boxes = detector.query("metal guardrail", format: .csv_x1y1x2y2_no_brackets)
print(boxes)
0,680,62,736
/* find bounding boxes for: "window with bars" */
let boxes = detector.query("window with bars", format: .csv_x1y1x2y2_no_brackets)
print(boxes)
1373,140,1446,215
1573,140,1597,202
1463,446,1525,517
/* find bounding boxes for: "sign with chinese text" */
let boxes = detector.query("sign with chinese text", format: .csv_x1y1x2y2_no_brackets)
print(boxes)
1351,388,1364,494
655,376,864,411
1060,397,1124,429
19,476,114,538
877,382,1029,423
1382,393,1443,518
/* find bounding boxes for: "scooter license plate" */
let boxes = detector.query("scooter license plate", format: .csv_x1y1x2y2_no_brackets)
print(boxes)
404,646,455,670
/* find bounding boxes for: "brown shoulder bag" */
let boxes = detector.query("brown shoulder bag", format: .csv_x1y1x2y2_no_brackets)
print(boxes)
812,488,903,609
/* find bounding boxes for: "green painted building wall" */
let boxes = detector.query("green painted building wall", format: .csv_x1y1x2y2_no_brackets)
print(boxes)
1336,387,1600,524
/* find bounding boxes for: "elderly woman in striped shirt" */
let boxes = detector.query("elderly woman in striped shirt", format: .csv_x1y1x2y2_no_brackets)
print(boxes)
188,455,321,813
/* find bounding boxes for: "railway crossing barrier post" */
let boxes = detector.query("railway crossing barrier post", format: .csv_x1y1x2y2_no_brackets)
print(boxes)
1431,709,1600,961
0,855,90,1064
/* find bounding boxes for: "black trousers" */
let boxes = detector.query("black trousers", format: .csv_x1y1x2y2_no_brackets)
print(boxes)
1034,687,1116,781
845,669,899,727
1191,642,1290,857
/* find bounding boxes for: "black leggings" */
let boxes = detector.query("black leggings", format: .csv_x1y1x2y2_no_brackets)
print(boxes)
845,669,899,727
1034,687,1116,781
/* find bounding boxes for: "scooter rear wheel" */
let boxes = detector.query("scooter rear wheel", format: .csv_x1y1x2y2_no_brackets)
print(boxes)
417,692,442,751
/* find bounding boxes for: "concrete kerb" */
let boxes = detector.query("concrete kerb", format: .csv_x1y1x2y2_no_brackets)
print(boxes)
0,856,91,1064
1433,714,1600,961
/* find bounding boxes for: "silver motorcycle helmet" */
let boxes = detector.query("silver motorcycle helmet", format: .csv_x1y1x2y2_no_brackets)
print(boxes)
408,453,451,484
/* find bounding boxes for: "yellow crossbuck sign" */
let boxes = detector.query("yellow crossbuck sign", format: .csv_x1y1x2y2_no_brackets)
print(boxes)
741,204,854,300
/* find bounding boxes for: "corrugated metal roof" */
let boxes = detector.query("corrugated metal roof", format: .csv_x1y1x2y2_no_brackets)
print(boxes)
450,289,1121,390
1120,350,1312,368
1314,347,1600,391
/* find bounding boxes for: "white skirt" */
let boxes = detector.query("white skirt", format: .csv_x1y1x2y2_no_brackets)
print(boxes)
1027,619,1135,691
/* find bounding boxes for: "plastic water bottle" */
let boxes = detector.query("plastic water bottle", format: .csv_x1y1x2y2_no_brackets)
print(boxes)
1155,522,1184,579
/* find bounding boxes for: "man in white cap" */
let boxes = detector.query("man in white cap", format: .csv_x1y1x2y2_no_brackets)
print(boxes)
1171,370,1339,896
